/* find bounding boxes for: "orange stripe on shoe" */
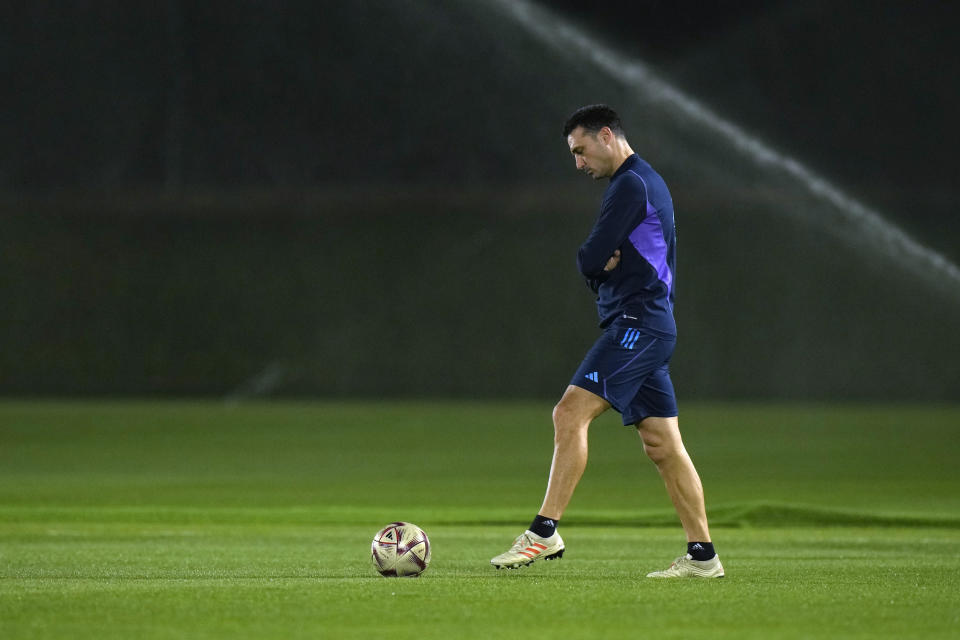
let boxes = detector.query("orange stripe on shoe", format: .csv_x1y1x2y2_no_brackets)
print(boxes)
531,542,547,550
518,551,535,558
525,547,542,555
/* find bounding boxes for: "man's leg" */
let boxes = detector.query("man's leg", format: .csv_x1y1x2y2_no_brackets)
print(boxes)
639,416,724,578
539,385,611,519
490,385,609,568
636,416,710,541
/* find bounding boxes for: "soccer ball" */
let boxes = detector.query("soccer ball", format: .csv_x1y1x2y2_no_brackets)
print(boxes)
371,522,431,577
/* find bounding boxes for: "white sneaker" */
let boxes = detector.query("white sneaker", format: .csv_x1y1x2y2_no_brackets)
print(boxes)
646,554,725,578
490,530,565,569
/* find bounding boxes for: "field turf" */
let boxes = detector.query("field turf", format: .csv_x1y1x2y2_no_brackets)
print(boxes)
1,400,958,638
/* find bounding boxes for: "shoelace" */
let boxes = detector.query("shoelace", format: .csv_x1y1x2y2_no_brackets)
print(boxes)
510,534,533,552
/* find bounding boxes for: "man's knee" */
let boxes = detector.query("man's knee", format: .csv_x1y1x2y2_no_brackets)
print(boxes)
552,398,585,440
552,386,608,438
640,438,676,466
551,399,571,427
637,417,683,465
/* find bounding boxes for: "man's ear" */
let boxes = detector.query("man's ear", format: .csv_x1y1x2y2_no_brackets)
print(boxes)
599,126,613,145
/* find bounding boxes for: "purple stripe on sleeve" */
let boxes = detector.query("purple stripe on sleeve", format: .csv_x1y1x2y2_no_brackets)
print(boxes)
629,216,672,294
627,170,672,294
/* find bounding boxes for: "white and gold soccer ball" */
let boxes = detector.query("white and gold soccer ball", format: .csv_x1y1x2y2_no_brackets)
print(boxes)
370,522,432,577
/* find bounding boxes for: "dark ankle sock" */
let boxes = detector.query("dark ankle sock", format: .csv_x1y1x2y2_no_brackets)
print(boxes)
687,541,715,561
529,514,558,538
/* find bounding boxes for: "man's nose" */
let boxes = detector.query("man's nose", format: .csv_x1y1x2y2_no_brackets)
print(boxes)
575,157,585,169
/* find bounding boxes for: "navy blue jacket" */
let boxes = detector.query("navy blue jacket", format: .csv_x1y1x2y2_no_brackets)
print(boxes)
577,154,677,334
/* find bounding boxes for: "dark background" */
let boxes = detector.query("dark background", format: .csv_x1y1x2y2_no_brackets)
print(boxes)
2,0,958,400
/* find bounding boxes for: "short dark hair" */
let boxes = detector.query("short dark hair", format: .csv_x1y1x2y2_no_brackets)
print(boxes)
562,104,624,138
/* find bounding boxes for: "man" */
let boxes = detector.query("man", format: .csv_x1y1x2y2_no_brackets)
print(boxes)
490,105,723,578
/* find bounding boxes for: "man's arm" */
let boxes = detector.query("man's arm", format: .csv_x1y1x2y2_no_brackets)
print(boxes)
577,179,645,278
584,250,622,292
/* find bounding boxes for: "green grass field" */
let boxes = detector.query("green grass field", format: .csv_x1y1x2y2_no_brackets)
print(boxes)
1,401,958,638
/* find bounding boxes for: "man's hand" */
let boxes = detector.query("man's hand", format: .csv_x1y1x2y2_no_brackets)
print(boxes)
603,249,621,272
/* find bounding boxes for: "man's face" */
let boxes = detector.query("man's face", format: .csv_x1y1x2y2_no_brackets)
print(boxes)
566,126,614,180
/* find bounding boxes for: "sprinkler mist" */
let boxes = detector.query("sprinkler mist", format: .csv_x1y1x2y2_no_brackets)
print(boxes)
490,0,960,294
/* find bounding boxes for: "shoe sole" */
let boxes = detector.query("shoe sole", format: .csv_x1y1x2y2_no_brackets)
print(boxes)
492,548,564,570
646,565,725,578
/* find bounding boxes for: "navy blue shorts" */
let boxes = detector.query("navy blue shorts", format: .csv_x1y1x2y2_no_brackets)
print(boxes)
570,318,678,426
